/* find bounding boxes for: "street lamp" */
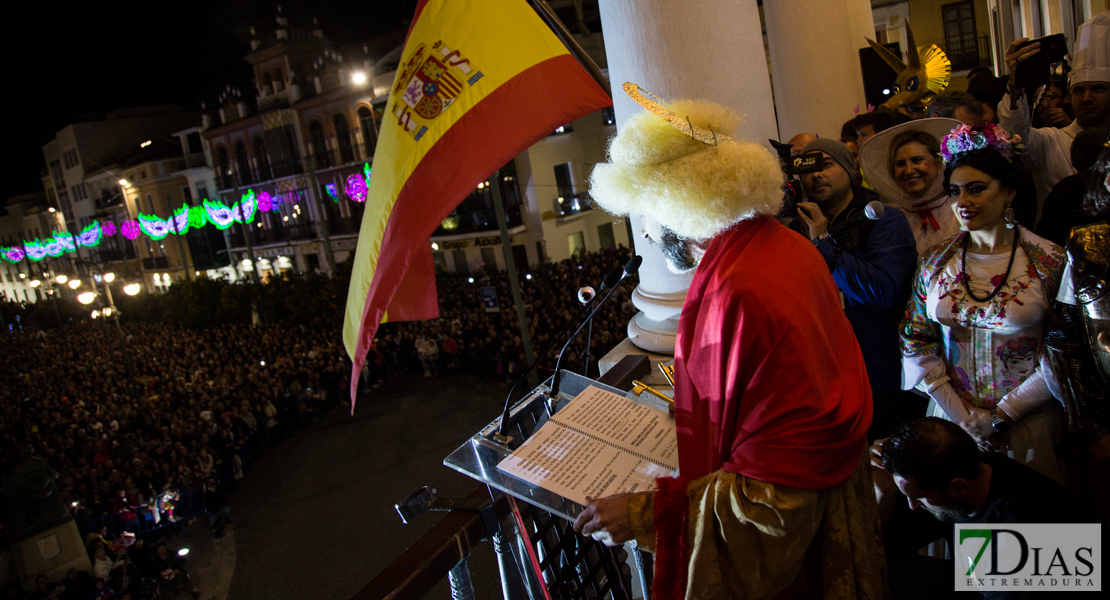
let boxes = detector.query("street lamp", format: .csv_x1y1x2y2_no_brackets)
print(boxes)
123,283,141,296
55,274,68,284
77,292,96,305
68,279,81,289
91,310,100,319
29,280,41,288
103,272,116,283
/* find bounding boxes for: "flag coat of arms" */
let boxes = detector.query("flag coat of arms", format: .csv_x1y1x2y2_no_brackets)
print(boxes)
342,0,612,402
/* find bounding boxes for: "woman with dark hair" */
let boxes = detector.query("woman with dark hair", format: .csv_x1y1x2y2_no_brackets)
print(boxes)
901,123,1068,483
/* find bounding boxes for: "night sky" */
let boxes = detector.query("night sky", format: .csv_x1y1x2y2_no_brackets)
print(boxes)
4,0,418,203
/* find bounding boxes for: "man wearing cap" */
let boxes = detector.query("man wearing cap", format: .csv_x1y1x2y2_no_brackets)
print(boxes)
1000,12,1110,217
573,93,886,599
792,139,920,441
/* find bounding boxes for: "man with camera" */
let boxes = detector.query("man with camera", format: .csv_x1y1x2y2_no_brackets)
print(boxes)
791,139,920,441
1000,12,1109,212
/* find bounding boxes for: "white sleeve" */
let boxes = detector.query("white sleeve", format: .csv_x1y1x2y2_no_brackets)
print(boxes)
997,92,1047,170
996,370,1053,421
1056,261,1077,305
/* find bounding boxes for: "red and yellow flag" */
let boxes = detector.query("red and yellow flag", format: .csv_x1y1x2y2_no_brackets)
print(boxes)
343,0,611,401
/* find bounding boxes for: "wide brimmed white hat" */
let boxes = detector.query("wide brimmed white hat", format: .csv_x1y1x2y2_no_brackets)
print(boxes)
860,117,961,207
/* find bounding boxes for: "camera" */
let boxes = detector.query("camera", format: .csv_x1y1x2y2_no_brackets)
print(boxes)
769,140,823,218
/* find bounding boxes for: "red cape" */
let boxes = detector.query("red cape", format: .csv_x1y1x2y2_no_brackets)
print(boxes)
673,217,871,489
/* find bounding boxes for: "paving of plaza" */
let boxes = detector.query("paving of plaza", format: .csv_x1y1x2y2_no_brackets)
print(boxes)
209,373,511,600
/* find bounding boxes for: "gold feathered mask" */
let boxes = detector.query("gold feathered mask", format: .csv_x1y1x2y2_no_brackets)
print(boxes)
867,23,951,114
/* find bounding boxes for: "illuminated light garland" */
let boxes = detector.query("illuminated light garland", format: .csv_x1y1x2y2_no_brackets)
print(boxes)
345,173,368,203
121,221,140,240
325,183,339,203
188,206,208,229
75,223,102,248
202,192,256,230
231,191,257,223
1,186,317,263
138,213,172,240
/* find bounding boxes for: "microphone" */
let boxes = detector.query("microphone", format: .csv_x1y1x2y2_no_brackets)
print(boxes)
494,263,630,440
548,256,641,403
577,286,596,305
812,201,884,245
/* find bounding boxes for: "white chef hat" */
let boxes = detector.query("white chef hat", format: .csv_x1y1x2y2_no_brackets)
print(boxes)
1070,12,1110,87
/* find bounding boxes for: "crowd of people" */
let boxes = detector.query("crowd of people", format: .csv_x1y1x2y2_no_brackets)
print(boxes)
0,319,350,598
361,245,638,389
0,243,637,597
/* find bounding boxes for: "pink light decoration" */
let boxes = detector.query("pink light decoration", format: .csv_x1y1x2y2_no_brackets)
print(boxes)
345,173,368,203
101,221,117,237
121,220,140,240
257,192,273,212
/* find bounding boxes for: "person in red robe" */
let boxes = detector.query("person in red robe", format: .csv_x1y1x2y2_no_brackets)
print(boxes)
574,90,887,599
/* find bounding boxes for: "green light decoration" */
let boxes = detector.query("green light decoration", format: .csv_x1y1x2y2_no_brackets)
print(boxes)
2,183,330,264
188,206,208,229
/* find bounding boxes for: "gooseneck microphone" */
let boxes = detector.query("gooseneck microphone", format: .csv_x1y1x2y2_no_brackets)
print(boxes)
812,201,884,245
494,264,627,440
547,255,642,403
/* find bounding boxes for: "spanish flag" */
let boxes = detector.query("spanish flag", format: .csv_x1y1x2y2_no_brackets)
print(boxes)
342,0,612,402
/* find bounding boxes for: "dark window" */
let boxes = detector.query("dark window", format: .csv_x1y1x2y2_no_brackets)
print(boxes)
602,107,616,126
309,120,330,168
358,106,378,157
554,163,574,199
334,113,354,163
186,132,203,154
254,137,271,181
942,1,980,70
216,147,231,187
183,186,193,205
235,141,252,185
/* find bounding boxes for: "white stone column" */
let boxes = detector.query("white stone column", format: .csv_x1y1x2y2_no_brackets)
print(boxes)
764,0,875,140
598,0,779,356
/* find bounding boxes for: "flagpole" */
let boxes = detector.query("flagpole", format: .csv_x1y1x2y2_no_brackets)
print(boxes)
489,174,538,388
529,0,612,98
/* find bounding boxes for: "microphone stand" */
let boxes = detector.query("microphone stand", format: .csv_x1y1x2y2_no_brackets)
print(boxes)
493,267,622,442
546,256,640,412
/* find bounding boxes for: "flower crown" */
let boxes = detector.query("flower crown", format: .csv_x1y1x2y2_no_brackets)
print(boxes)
940,123,1022,165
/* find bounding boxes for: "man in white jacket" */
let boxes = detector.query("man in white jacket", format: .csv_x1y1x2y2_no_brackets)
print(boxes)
999,12,1109,223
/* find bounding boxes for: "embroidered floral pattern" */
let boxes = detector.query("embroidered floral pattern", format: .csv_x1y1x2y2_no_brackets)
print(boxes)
900,228,1065,408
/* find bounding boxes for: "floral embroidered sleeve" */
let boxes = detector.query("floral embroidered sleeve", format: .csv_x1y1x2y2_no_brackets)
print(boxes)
899,244,950,392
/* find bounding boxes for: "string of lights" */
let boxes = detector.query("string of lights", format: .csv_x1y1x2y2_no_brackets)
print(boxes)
0,163,373,264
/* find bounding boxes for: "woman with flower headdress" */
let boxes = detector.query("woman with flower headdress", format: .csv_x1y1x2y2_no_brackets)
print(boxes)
900,123,1068,483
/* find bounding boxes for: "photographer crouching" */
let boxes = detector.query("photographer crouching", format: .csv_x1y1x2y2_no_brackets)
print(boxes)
787,139,923,441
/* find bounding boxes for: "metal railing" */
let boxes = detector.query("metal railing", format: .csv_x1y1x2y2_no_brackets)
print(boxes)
351,356,650,600
142,257,169,270
554,192,595,218
944,35,992,71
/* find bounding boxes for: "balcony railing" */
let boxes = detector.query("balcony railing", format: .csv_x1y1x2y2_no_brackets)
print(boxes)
554,192,594,218
943,35,992,71
224,215,360,250
433,206,523,237
93,247,139,263
143,256,169,270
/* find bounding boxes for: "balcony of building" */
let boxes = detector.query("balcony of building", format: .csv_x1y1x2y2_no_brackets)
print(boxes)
942,35,992,72
142,256,169,270
553,192,594,219
90,247,139,264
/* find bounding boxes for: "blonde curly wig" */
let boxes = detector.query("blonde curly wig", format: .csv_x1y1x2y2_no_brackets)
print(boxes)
589,100,785,240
